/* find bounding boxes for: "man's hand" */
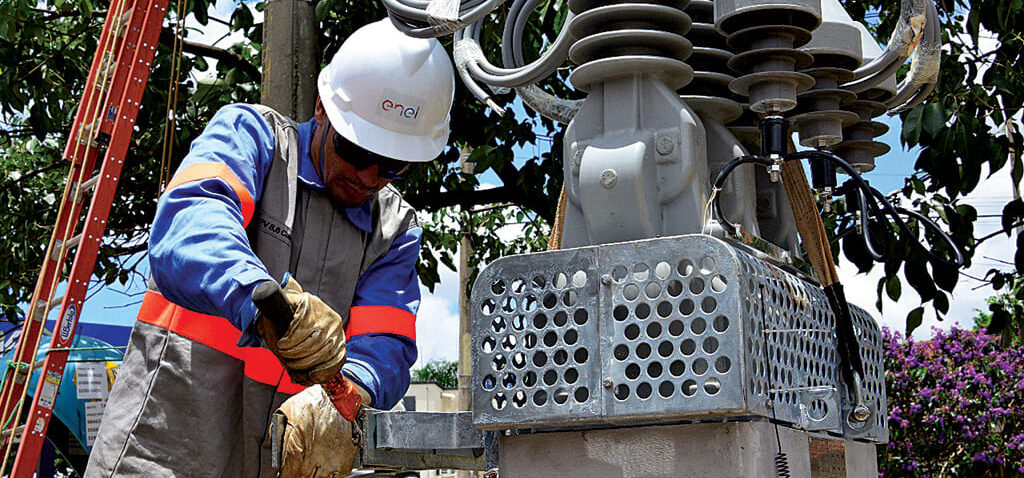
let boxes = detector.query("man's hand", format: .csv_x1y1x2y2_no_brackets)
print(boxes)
258,277,346,386
273,385,358,478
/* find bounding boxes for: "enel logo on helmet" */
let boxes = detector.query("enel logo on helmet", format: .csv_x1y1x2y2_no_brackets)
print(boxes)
381,99,420,119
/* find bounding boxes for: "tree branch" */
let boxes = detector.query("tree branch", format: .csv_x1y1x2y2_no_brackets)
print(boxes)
158,29,261,83
975,219,1024,247
405,186,526,212
0,160,66,190
106,241,149,256
489,164,556,224
17,24,96,82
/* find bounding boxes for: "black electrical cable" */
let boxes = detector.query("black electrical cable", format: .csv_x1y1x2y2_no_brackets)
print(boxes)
711,155,773,234
860,180,965,268
785,150,964,268
833,180,888,261
856,188,888,262
711,150,965,269
891,203,965,267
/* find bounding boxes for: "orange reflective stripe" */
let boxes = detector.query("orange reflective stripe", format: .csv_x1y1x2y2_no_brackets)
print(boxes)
346,305,416,341
164,162,255,227
244,348,306,395
137,290,245,359
137,290,305,394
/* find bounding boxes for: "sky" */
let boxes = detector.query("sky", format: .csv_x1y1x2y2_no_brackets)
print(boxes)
35,1,1016,369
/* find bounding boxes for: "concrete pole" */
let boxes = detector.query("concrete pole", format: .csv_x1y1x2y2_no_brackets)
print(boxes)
457,146,475,412
457,147,477,478
260,0,318,120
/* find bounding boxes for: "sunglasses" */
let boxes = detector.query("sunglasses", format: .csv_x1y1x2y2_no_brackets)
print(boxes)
331,130,410,180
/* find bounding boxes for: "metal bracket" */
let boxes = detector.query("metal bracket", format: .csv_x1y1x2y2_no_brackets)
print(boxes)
358,411,497,471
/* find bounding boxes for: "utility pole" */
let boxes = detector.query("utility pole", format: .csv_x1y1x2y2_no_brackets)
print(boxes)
458,146,475,411
457,147,476,478
260,0,318,120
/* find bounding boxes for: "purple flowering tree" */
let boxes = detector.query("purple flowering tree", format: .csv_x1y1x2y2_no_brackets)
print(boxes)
880,327,1024,476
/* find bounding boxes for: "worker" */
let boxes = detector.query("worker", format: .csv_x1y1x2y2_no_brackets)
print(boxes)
85,18,455,478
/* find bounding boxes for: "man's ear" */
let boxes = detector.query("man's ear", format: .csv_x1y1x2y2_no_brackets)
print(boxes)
314,96,326,123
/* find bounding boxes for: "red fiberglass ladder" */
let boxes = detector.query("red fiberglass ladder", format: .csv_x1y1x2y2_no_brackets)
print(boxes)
0,0,168,474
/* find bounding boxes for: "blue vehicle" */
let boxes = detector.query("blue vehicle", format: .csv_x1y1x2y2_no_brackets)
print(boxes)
0,321,131,476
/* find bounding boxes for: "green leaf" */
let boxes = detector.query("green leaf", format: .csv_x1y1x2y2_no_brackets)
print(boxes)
885,275,902,301
194,0,209,25
986,304,1009,335
904,260,935,302
967,7,980,41
1013,152,1024,188
906,307,924,336
876,277,885,312
1016,234,1024,274
901,105,924,146
991,271,1006,290
314,0,331,21
931,259,958,293
920,103,946,139
1001,199,1024,236
934,291,949,315
232,5,254,31
912,177,925,195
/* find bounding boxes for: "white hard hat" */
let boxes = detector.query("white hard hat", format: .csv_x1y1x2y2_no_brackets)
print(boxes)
318,19,455,162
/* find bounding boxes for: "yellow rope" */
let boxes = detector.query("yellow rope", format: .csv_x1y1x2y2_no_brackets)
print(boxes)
158,0,189,194
547,184,568,250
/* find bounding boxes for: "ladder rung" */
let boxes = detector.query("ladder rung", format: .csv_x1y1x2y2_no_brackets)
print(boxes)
91,52,116,99
33,296,63,319
113,8,134,38
1,425,25,442
99,53,117,86
51,234,82,261
79,174,101,193
77,118,102,147
9,362,31,381
75,175,101,203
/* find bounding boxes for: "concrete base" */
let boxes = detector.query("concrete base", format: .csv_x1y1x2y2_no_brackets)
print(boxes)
499,421,878,478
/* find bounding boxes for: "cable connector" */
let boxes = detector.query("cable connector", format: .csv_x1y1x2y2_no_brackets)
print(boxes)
768,155,783,183
819,186,833,213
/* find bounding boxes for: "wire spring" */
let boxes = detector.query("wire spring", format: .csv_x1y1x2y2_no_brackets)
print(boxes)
774,452,791,478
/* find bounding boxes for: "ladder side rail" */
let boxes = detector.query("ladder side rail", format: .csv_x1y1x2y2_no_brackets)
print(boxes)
62,0,133,165
0,0,139,443
96,0,153,139
9,0,168,473
0,156,93,440
0,116,112,443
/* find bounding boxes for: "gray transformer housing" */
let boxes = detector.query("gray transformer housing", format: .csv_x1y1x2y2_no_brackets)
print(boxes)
471,234,887,443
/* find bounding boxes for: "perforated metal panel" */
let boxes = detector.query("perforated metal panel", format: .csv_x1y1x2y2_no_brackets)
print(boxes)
474,249,603,425
471,235,888,442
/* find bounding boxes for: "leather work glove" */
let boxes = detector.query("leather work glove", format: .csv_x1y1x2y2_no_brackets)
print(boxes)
258,277,346,386
274,385,365,478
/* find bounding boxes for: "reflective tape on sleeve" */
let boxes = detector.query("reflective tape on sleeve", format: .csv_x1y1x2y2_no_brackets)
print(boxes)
346,305,416,341
164,162,256,227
